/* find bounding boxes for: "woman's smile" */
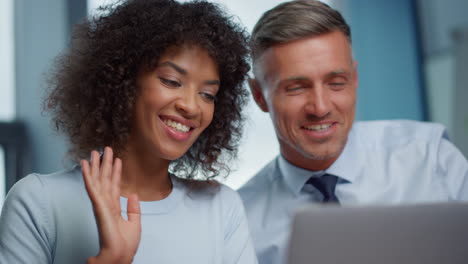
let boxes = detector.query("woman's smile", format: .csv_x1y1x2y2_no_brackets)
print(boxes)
160,115,196,141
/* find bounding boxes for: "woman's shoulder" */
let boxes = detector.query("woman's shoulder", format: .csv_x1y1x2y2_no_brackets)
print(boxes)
4,166,85,213
0,166,95,263
35,166,83,188
8,167,79,195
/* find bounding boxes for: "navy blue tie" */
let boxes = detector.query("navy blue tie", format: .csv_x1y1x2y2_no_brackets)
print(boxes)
306,174,340,203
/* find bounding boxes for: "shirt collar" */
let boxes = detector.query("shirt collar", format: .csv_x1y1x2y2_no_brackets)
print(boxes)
278,155,326,196
327,122,361,183
278,122,362,195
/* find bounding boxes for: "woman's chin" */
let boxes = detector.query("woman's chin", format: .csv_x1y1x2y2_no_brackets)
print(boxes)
159,149,190,162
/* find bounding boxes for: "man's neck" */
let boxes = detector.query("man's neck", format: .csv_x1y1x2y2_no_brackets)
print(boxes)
280,150,341,172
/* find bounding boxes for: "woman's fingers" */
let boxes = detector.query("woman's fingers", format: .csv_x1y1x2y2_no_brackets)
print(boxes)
81,159,91,183
111,157,123,211
82,148,120,204
81,159,95,199
90,150,101,183
126,193,142,251
126,193,141,224
101,147,113,179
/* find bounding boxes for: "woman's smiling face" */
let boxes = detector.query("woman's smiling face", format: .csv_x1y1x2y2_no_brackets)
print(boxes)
129,45,220,161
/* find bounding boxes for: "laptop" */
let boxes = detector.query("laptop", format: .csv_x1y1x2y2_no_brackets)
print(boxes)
288,203,468,264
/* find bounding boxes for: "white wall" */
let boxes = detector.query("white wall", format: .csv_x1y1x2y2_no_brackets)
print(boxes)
0,0,15,122
0,0,14,207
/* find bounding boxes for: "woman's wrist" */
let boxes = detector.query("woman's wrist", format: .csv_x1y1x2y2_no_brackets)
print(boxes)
87,250,133,264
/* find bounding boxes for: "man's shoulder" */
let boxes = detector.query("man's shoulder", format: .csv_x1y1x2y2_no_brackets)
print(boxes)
353,120,447,146
237,156,279,202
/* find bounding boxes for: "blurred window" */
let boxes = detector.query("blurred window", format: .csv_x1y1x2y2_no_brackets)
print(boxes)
0,146,5,208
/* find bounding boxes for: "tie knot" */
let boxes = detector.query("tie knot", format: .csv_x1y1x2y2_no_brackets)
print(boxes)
305,174,339,203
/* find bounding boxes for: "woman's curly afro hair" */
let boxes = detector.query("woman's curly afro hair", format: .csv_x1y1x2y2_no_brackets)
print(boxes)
45,0,250,180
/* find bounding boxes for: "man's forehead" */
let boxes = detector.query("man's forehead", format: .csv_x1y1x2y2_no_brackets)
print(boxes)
254,54,353,88
255,32,351,61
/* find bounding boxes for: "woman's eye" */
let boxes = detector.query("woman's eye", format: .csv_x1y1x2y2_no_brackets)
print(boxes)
200,92,216,102
159,77,181,87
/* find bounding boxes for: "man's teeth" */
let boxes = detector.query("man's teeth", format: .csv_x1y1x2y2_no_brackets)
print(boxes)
164,119,190,132
304,124,331,131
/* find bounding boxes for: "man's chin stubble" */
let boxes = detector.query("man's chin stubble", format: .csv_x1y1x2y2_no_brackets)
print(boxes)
306,137,348,161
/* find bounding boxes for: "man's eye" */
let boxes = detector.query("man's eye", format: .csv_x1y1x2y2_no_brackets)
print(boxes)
159,77,181,87
286,86,304,92
329,82,346,90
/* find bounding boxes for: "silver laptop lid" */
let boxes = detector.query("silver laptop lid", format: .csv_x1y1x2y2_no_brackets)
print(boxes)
288,203,468,264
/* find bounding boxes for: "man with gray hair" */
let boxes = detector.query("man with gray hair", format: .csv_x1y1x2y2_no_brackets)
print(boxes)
238,1,468,263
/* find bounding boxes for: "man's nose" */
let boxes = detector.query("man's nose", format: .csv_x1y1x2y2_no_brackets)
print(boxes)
304,87,332,118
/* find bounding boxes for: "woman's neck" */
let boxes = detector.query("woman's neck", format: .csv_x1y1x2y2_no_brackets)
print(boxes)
119,143,173,201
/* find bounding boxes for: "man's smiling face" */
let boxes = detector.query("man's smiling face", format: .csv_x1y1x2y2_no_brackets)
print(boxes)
250,31,358,170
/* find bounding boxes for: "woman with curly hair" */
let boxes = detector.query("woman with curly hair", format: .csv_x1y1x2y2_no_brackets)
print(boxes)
0,0,257,263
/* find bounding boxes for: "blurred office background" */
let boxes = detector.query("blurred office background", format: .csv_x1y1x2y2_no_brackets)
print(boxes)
1,0,467,208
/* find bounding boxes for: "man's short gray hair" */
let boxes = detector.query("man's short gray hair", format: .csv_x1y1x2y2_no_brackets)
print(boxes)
251,0,351,63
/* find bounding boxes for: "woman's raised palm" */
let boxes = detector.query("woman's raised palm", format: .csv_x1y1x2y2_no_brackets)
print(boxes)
81,147,141,264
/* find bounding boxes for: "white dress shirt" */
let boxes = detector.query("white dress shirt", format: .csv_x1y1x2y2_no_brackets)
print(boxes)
238,120,468,264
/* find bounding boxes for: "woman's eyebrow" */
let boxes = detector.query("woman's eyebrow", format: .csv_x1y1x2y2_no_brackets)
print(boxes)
158,61,187,75
158,61,220,85
205,80,220,86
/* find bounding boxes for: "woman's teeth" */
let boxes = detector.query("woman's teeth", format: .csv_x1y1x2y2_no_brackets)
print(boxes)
164,119,190,132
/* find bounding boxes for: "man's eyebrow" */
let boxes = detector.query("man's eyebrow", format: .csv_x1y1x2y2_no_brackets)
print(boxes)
157,61,187,75
278,76,310,86
285,76,310,82
326,69,348,77
277,69,351,84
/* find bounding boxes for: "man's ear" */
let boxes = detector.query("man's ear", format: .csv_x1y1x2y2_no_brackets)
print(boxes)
352,60,359,88
248,78,269,112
